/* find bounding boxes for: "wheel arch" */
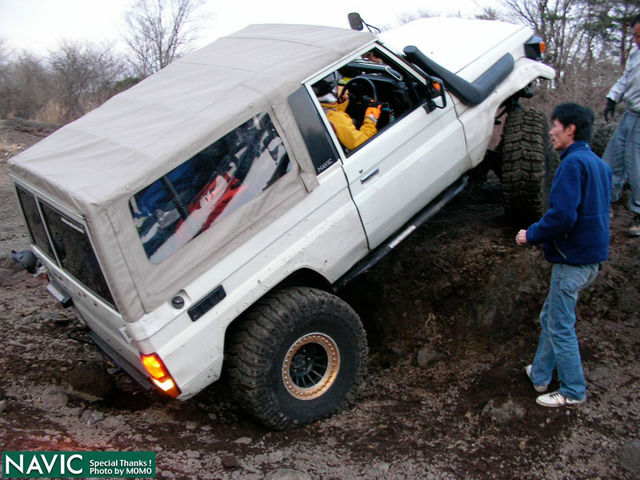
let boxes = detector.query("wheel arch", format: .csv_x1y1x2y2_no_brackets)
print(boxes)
269,268,334,293
222,268,334,352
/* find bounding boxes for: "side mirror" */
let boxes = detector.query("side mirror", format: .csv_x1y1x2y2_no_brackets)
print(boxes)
428,76,447,110
347,12,380,34
348,12,364,31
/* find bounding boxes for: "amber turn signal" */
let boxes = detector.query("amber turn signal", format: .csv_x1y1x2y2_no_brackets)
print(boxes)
141,353,181,397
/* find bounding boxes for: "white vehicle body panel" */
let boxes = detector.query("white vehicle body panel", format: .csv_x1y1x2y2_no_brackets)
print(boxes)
132,165,367,397
7,19,556,400
459,56,555,167
380,17,528,77
381,17,555,168
342,96,467,249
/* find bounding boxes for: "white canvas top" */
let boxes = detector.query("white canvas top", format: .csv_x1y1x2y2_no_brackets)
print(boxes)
10,24,375,208
9,24,375,320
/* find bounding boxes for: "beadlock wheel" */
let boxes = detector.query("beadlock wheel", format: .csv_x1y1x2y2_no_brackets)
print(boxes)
282,333,340,400
227,287,368,430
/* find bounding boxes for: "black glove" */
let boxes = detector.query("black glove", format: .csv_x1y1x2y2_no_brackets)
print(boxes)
604,98,616,122
377,104,392,129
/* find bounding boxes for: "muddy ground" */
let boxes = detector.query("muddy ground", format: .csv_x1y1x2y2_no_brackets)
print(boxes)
0,118,638,479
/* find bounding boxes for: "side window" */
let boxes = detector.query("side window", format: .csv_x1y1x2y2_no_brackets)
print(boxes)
130,112,291,263
311,48,428,155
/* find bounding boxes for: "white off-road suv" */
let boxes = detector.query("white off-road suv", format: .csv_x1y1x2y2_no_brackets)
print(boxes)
9,15,555,429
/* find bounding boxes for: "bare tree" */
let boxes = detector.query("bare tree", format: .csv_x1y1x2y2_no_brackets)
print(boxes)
396,9,437,24
491,0,637,115
477,7,501,20
123,0,207,77
0,53,54,120
609,0,640,65
48,41,127,122
0,38,10,66
0,39,10,114
499,0,586,82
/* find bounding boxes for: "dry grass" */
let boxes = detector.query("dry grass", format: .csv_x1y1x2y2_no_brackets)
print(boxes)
0,135,24,160
34,100,66,125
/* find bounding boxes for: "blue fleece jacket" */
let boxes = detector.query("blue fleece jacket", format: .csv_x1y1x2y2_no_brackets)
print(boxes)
526,141,612,265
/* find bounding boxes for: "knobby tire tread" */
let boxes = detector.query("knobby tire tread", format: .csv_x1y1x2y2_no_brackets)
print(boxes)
226,287,367,430
501,108,558,223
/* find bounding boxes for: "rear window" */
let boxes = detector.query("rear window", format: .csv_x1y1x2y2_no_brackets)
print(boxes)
130,112,291,263
16,186,54,257
15,184,116,308
39,203,116,307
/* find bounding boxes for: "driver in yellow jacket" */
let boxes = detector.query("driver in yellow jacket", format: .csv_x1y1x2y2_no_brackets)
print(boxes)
314,74,381,150
321,99,380,150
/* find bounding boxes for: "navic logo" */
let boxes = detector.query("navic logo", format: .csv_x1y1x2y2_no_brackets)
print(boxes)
2,452,156,478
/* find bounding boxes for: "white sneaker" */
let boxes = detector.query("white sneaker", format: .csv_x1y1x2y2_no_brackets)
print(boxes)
525,365,548,392
536,391,585,407
628,214,640,237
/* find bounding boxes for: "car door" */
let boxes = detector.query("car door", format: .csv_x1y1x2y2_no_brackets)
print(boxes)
311,47,470,250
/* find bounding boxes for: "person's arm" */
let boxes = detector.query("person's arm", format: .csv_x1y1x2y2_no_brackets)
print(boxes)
328,110,378,150
607,45,640,103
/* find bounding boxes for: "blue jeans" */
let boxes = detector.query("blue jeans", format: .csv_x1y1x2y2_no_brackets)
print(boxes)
602,110,640,215
530,263,600,400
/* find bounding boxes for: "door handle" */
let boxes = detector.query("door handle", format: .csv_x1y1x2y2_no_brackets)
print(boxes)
360,168,380,184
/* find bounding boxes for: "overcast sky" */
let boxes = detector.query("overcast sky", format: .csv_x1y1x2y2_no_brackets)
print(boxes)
0,0,487,55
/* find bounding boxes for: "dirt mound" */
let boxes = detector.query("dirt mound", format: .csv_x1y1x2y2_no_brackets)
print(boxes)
0,121,638,479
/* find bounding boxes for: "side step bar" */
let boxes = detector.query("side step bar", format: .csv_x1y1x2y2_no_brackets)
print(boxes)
335,176,469,290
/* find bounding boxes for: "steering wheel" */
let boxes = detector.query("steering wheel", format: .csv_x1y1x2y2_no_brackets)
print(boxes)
344,76,378,129
344,76,377,104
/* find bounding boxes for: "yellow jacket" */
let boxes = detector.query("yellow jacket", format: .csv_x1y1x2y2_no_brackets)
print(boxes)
322,101,377,150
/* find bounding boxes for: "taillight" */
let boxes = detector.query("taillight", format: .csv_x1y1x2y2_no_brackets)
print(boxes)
141,353,181,397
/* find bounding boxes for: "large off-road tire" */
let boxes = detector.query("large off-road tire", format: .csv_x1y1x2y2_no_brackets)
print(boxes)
226,287,368,430
590,117,618,158
500,108,559,224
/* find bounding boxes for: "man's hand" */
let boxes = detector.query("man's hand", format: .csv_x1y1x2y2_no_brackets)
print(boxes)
515,229,528,246
365,105,381,123
604,98,616,122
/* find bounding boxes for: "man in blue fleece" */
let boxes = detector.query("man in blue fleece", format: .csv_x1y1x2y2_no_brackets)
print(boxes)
515,103,612,407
